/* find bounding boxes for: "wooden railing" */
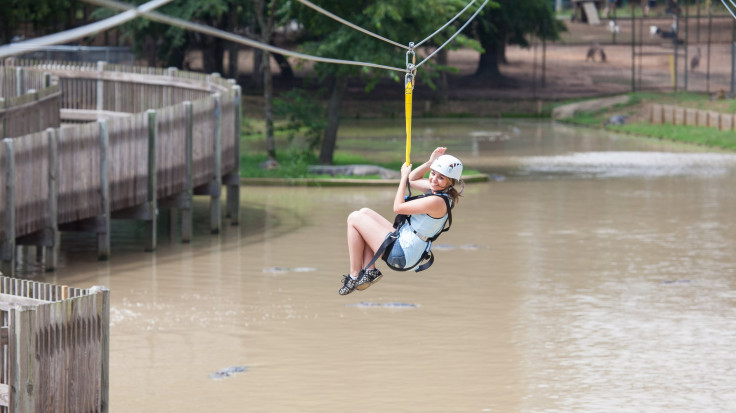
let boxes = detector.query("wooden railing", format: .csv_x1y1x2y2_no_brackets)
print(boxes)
0,275,110,413
0,60,242,276
0,69,61,139
648,103,736,131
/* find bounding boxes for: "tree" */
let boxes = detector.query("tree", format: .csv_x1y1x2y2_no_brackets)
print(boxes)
254,0,279,162
0,0,86,45
294,0,481,165
474,0,565,79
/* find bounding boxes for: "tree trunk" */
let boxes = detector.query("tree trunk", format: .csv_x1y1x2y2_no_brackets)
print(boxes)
228,46,239,78
475,22,506,79
435,49,449,104
263,51,276,160
271,52,294,80
475,49,502,78
202,36,225,75
226,6,239,79
252,49,263,90
319,76,348,165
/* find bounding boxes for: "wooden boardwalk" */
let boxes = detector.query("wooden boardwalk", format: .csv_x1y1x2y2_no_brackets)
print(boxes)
0,60,242,275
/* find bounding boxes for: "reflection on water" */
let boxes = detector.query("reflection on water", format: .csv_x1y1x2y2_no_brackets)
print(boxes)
16,120,736,412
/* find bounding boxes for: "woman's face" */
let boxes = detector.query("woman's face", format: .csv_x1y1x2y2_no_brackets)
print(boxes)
429,170,451,192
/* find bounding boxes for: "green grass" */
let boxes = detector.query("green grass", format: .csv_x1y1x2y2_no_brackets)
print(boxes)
560,92,736,151
240,145,481,179
611,122,736,150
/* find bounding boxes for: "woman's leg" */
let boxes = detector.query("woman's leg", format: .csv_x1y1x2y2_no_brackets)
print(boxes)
346,208,394,277
357,208,392,269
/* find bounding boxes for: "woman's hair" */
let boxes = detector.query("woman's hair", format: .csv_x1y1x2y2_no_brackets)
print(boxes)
443,179,464,209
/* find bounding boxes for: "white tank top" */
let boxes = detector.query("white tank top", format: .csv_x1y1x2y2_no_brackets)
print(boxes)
396,195,451,267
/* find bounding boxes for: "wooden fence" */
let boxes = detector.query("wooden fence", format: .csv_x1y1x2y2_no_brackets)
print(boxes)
0,275,110,413
649,103,736,131
0,67,61,139
0,60,242,276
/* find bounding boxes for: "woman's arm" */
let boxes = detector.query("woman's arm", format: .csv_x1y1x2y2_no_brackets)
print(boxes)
408,147,447,192
394,163,448,218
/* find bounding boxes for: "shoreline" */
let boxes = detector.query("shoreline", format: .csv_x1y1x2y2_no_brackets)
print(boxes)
240,173,490,187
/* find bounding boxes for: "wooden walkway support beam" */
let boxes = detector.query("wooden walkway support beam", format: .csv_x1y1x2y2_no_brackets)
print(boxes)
146,109,158,251
225,84,241,226
98,120,111,260
1,140,14,277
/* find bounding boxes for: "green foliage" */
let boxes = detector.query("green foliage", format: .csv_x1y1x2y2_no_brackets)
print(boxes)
273,88,328,151
0,0,79,44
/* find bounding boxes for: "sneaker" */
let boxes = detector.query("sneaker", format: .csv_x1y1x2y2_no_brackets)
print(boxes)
338,274,359,295
356,268,383,291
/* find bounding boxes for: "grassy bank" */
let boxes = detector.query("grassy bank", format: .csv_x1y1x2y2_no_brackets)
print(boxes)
238,122,482,179
558,92,736,151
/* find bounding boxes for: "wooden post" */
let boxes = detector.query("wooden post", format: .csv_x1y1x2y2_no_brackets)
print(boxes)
12,306,37,412
45,128,59,271
146,109,158,251
227,84,241,226
166,67,177,108
96,61,107,112
14,67,24,97
182,101,193,243
1,139,15,277
98,120,111,260
0,97,5,139
90,286,110,413
211,94,222,235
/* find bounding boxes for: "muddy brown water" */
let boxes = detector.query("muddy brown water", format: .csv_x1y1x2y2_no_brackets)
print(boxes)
19,120,736,412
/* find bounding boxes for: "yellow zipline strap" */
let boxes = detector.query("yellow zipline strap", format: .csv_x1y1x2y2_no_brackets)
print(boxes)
405,44,416,166
405,74,413,166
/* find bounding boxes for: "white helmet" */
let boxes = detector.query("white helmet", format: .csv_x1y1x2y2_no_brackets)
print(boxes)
430,154,463,180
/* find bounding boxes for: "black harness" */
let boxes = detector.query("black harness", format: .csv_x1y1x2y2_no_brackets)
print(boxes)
362,185,453,273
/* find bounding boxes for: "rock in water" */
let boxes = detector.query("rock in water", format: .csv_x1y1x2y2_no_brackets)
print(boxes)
605,114,627,126
209,366,247,380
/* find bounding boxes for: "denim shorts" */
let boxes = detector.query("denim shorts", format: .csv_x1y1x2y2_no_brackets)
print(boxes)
386,241,406,268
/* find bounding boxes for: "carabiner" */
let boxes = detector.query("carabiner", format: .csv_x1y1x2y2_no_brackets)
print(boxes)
405,42,416,72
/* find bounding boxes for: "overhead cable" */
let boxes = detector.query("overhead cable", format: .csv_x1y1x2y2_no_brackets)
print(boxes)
415,0,489,69
294,0,410,50
722,0,736,19
80,0,406,73
414,0,478,49
0,0,173,60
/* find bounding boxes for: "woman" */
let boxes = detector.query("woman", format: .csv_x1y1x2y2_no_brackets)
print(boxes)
339,147,463,295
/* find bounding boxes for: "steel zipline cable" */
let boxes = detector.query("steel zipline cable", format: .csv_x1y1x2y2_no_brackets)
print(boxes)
82,0,407,72
295,0,489,70
0,0,173,59
294,0,411,50
722,0,736,19
294,0,482,51
4,0,488,77
415,0,489,69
